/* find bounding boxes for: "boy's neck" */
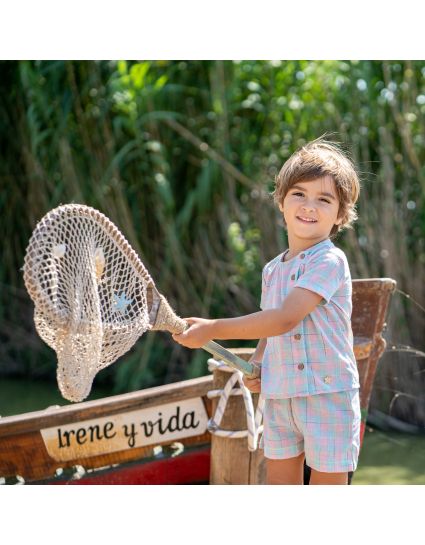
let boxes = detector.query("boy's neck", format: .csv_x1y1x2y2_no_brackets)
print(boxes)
285,235,330,260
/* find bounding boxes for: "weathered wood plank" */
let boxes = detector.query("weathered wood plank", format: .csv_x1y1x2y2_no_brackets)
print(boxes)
0,376,213,481
209,348,260,484
0,427,212,482
352,278,396,421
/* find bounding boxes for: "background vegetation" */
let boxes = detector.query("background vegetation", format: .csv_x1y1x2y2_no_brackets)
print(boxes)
0,61,424,429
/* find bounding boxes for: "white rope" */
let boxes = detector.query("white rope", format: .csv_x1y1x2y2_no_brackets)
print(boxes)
207,358,264,451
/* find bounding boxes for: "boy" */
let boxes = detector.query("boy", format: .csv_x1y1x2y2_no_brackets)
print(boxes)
173,137,361,485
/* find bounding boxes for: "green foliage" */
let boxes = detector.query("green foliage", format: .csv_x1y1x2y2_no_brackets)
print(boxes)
1,60,424,396
227,222,261,296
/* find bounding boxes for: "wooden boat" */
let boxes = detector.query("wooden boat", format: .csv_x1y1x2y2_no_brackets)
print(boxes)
0,279,396,485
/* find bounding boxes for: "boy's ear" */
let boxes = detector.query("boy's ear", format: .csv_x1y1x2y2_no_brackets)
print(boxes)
278,203,285,214
334,206,344,226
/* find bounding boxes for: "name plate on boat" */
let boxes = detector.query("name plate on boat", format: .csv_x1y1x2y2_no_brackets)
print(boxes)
40,397,208,462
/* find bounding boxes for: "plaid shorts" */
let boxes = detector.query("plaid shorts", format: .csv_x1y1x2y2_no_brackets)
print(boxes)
260,389,361,473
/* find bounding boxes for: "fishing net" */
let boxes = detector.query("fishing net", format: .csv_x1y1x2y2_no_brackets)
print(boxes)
23,204,259,403
23,204,185,402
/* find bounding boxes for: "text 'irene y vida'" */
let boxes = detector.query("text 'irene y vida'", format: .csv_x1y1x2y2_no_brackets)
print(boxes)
56,404,201,449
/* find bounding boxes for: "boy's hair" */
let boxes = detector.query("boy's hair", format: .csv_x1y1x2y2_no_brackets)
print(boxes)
273,136,360,238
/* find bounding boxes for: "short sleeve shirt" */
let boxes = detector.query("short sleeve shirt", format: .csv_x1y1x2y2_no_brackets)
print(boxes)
260,238,360,399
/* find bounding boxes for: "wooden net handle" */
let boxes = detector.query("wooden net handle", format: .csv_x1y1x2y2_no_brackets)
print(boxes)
201,340,261,379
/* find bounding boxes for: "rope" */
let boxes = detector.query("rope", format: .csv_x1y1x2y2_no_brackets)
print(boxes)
207,357,264,451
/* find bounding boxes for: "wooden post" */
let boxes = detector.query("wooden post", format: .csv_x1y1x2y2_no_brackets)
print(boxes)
209,348,266,485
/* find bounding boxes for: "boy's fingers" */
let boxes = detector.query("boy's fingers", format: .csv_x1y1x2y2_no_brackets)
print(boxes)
174,320,195,339
184,318,196,326
243,377,260,387
245,385,260,393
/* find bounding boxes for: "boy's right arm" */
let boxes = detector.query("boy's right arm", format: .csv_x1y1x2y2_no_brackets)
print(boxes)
243,338,266,393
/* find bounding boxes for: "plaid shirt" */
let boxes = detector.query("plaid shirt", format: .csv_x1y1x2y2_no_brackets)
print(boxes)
260,238,360,399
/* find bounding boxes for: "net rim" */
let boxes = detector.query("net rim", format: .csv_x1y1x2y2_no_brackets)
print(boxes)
24,203,155,288
23,203,162,335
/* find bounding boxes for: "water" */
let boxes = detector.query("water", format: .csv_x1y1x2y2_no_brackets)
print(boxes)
354,426,425,484
0,377,113,417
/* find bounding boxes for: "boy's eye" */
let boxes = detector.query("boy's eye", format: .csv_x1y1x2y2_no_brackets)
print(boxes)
292,192,331,204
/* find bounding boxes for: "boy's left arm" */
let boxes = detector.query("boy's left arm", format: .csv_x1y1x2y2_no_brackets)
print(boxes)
172,287,322,348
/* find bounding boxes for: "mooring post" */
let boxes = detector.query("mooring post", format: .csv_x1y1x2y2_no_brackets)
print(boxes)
209,348,266,485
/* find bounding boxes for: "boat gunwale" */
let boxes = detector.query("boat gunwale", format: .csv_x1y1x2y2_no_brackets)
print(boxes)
0,374,214,437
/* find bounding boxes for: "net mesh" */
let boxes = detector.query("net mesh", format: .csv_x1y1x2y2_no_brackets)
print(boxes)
23,204,155,402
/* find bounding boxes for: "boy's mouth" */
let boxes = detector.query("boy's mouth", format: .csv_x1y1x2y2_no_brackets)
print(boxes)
296,216,317,223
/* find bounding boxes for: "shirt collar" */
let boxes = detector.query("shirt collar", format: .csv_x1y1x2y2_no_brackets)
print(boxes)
280,238,333,265
303,238,333,256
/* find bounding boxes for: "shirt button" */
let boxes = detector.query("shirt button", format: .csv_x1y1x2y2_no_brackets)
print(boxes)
297,363,305,370
294,333,301,340
291,274,295,280
300,253,305,259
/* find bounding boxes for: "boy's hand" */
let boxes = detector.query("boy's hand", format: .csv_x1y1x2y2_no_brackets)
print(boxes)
242,374,261,393
242,357,262,392
172,317,214,348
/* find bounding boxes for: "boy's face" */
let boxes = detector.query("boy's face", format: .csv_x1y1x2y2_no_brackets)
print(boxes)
279,176,342,244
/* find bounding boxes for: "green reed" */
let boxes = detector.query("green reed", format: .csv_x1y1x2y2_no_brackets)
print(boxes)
0,60,424,396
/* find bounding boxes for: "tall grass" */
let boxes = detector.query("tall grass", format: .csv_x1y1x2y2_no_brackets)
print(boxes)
1,60,424,397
